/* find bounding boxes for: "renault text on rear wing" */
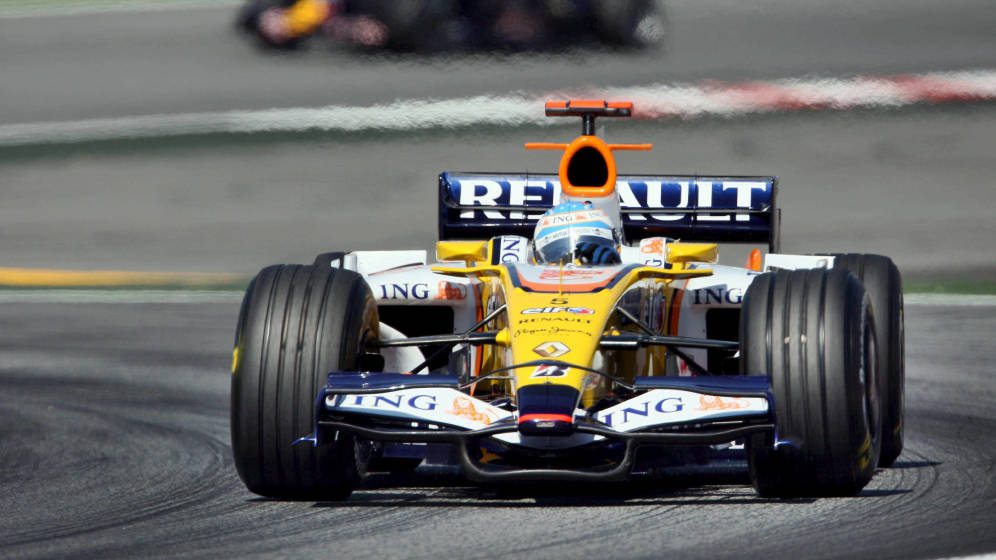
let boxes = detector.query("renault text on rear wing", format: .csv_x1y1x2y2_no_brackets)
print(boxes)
437,172,780,251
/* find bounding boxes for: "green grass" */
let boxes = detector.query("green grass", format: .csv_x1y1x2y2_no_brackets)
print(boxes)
903,278,996,295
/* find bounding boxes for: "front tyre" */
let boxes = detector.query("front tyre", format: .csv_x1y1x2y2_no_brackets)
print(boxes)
741,269,881,497
231,264,379,499
830,253,905,467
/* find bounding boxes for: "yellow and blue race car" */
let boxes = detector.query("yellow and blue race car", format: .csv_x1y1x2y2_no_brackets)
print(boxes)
230,100,905,499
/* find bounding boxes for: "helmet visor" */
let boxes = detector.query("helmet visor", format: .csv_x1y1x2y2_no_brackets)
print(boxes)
534,225,616,264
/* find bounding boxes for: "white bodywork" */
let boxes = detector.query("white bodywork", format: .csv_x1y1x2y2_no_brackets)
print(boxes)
324,245,823,450
333,247,834,376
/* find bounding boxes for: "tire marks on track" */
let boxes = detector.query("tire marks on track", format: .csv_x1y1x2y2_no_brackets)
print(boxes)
0,374,233,552
0,302,993,559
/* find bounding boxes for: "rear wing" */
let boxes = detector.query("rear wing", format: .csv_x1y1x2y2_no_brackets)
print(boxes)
438,172,780,251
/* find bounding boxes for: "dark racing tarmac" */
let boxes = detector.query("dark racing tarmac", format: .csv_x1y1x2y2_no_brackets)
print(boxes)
0,300,993,559
0,0,994,557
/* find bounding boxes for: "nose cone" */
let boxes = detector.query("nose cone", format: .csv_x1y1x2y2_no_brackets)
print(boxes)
516,384,580,436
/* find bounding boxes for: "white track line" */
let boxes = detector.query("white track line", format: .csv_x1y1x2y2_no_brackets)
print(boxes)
1,69,994,147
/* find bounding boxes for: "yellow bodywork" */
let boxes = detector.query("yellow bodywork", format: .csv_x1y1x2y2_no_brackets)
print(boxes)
435,240,489,265
282,0,331,38
433,240,715,408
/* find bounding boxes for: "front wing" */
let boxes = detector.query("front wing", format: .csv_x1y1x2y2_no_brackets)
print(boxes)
300,373,774,481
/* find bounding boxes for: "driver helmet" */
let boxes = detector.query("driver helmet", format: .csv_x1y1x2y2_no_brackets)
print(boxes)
532,201,620,264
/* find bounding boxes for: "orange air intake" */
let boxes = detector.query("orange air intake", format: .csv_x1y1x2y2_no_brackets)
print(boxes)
525,100,652,198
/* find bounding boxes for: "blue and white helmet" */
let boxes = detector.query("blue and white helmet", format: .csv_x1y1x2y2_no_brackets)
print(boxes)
532,201,620,264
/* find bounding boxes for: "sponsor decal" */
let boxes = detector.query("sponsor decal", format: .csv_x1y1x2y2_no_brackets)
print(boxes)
515,327,591,338
522,306,595,315
537,210,605,228
690,287,743,305
538,268,613,281
600,397,684,428
695,395,751,411
641,238,666,254
594,390,768,431
448,396,496,425
616,180,769,223
518,316,592,326
458,178,548,220
376,282,430,300
640,238,667,267
435,281,467,300
376,281,469,301
498,236,527,263
328,389,512,428
531,365,570,378
533,341,570,358
336,393,438,411
453,178,771,223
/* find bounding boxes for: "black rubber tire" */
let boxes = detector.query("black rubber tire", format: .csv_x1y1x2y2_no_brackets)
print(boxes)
591,0,662,47
356,0,457,51
237,0,303,50
828,253,905,467
741,268,881,497
231,264,379,499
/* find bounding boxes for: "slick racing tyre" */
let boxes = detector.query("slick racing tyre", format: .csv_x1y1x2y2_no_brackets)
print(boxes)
591,0,664,47
236,0,303,49
355,0,456,50
741,269,881,497
231,263,379,499
829,253,905,467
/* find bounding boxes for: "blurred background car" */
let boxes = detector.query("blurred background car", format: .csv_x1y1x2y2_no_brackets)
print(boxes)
237,0,667,50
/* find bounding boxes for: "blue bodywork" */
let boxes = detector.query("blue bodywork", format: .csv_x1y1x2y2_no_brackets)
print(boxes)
438,172,779,249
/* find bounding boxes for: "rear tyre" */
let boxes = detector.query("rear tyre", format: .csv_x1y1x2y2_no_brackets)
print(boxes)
591,0,664,47
829,253,905,467
741,269,881,497
231,264,379,499
357,0,457,50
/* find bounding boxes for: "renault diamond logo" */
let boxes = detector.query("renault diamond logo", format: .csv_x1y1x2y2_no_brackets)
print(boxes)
533,341,569,358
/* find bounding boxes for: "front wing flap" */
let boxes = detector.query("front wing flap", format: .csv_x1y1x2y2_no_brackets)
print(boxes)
308,373,774,481
313,372,772,442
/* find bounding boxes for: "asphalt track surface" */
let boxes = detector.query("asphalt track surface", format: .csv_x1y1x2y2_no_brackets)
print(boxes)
1,0,995,558
1,1,995,277
0,299,993,560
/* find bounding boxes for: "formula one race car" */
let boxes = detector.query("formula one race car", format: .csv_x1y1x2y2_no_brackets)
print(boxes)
237,0,665,51
230,100,905,500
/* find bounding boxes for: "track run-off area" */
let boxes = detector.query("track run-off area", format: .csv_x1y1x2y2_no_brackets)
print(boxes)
1,0,994,558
